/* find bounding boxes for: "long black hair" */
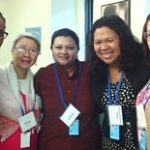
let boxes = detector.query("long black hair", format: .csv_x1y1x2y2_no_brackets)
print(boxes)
142,13,150,65
88,15,143,80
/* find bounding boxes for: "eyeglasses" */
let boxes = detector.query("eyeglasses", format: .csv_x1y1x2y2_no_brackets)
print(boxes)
144,32,150,41
0,31,8,39
15,47,39,56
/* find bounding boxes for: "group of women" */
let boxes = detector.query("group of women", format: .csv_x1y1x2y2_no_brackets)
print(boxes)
0,11,150,150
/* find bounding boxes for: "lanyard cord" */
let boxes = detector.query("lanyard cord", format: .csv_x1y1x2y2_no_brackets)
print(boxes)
107,71,124,104
53,63,82,109
20,91,36,116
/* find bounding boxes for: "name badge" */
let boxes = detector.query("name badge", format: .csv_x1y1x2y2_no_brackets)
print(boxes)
20,132,30,148
110,125,120,140
108,105,123,126
136,104,147,128
69,119,79,136
139,129,147,150
60,103,80,127
18,111,37,133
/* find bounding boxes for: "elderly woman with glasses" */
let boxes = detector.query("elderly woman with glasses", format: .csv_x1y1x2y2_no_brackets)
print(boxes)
0,12,8,47
0,33,42,150
136,13,150,150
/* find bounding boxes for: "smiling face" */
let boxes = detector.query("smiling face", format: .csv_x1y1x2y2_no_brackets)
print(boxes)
93,27,121,67
12,37,39,72
51,36,78,68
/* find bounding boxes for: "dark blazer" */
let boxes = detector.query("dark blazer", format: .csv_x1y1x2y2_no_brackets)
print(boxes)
92,62,150,110
91,61,150,147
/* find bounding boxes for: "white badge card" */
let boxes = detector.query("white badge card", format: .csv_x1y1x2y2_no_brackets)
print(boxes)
18,111,37,133
60,103,80,127
136,104,147,128
20,132,30,148
108,105,123,126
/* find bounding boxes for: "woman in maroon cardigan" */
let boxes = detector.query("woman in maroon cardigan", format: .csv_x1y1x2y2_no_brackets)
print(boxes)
34,28,101,150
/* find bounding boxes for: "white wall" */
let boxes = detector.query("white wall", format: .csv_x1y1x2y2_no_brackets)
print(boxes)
0,0,85,73
93,0,148,41
0,0,52,73
0,0,149,72
50,0,85,63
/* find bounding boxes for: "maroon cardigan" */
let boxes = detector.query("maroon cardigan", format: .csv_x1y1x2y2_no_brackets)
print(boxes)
34,60,101,150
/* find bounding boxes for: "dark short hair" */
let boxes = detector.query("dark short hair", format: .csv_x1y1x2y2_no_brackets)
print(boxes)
0,12,6,24
50,28,79,50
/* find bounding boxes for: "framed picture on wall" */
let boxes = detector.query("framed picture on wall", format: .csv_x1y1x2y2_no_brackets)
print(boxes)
101,0,130,25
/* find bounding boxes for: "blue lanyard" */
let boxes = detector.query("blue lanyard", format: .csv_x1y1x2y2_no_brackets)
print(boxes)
20,92,36,116
53,63,82,109
107,71,124,104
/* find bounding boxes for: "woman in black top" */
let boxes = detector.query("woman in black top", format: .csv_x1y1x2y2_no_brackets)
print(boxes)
88,15,150,149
